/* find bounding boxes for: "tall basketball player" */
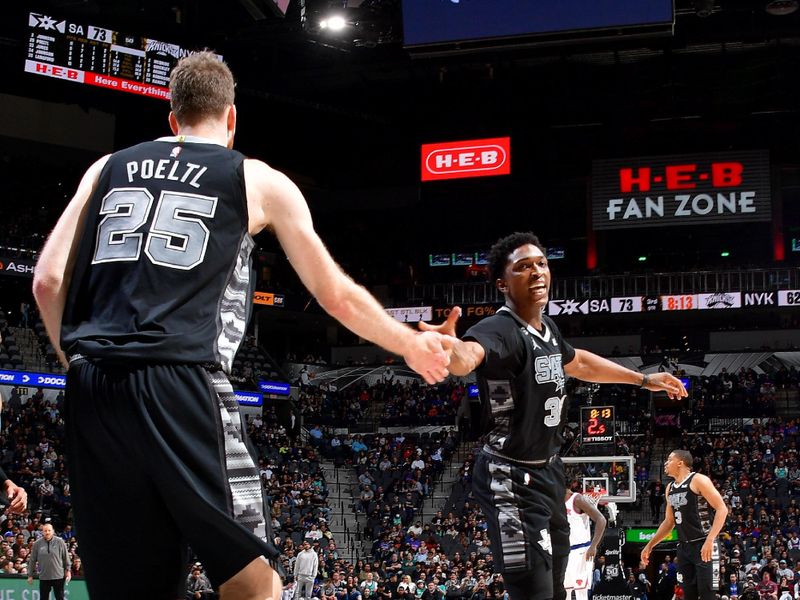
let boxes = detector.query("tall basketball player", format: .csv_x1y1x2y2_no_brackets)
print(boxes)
641,450,728,600
32,51,452,600
420,231,687,600
563,489,607,600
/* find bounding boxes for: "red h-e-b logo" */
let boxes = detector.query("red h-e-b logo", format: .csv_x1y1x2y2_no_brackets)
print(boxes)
421,137,511,181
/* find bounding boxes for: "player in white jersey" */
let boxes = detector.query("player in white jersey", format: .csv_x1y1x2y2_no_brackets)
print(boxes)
564,489,607,600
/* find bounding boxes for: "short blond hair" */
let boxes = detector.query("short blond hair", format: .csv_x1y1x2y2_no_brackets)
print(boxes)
169,50,235,125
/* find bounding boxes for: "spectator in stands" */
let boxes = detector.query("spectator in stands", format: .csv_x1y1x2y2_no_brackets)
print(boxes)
757,571,778,600
295,541,319,600
26,523,70,600
186,566,215,599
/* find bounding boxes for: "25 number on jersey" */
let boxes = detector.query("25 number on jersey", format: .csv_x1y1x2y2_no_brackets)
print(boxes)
92,187,217,270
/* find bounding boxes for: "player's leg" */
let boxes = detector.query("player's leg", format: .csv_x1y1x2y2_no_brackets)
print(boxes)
141,365,284,598
472,453,554,600
676,543,699,600
65,359,188,599
574,588,589,600
693,540,719,600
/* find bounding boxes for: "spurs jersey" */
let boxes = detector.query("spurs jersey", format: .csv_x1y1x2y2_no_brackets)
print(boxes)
566,493,592,547
465,307,575,463
61,136,254,373
668,472,714,542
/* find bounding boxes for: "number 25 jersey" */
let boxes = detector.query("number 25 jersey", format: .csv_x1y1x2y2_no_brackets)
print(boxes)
61,136,254,373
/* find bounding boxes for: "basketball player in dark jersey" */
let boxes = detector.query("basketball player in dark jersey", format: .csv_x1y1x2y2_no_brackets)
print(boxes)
641,450,728,600
420,232,687,600
32,52,452,600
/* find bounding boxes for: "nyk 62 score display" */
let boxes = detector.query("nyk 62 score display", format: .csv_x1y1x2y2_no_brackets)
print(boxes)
581,406,615,444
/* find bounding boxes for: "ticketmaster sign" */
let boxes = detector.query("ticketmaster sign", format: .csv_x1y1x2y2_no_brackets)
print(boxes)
592,150,771,230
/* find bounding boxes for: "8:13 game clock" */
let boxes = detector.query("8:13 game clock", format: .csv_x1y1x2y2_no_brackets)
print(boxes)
581,405,615,444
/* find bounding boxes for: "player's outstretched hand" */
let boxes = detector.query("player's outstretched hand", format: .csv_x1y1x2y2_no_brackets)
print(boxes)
644,372,688,400
418,306,461,337
404,330,452,385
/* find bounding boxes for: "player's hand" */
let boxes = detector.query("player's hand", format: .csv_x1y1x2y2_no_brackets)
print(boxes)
4,480,27,514
27,577,33,585
586,545,598,562
404,331,451,385
640,545,652,567
65,571,72,583
418,306,461,337
701,539,714,562
643,373,688,400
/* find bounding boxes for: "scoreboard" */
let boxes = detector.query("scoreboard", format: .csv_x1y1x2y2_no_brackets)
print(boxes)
581,405,615,444
25,12,219,100
548,290,800,316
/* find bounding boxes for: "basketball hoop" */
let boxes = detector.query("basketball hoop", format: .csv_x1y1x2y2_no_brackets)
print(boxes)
584,489,607,507
584,489,619,525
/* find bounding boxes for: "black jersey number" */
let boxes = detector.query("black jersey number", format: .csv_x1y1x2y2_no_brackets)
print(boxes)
92,187,217,270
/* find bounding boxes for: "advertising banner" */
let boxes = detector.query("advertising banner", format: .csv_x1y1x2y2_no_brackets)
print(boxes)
421,137,510,182
592,150,771,229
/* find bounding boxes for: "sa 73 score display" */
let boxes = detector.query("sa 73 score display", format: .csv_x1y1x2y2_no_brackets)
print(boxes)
581,406,615,444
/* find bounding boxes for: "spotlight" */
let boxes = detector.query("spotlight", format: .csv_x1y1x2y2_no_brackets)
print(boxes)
765,0,799,15
320,14,346,31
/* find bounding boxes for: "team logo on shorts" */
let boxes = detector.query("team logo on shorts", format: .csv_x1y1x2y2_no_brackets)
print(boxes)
538,529,552,554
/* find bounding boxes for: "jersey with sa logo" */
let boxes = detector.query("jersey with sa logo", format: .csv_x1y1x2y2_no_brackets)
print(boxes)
465,307,575,463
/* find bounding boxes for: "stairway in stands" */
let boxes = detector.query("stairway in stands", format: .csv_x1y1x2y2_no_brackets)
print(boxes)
8,326,45,371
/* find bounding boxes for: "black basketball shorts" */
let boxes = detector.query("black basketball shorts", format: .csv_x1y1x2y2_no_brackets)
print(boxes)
65,357,282,599
677,538,720,600
472,451,570,600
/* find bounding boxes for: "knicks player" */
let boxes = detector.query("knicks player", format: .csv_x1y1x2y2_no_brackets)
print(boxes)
420,232,687,600
563,488,606,600
32,52,451,600
640,450,728,600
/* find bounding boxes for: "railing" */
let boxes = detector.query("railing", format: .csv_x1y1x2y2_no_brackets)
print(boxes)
407,267,800,304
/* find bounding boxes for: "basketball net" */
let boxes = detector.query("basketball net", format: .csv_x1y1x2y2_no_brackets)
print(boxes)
584,489,619,525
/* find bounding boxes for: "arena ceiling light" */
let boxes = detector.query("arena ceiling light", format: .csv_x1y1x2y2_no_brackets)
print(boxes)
320,14,347,30
765,0,799,15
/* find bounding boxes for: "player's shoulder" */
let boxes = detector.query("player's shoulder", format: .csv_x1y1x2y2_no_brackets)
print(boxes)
464,310,516,338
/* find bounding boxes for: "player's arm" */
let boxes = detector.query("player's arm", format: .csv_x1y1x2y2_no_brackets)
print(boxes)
692,473,728,562
33,155,110,369
574,494,607,561
641,484,676,566
417,307,485,376
244,160,450,384
563,349,686,400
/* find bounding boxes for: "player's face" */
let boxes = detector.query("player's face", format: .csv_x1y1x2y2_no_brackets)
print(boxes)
664,453,680,477
499,244,550,310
